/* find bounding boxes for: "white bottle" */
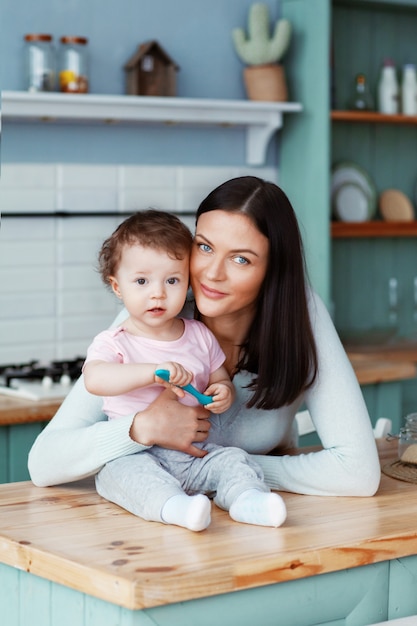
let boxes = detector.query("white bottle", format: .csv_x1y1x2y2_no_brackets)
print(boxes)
401,64,417,115
378,60,399,114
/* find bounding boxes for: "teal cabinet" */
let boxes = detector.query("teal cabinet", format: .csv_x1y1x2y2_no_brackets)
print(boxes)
0,422,45,484
2,556,417,625
0,560,392,626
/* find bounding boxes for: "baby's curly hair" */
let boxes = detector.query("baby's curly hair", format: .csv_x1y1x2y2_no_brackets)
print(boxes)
98,209,193,287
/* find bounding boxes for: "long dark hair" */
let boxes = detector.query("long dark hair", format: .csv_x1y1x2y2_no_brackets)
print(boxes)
195,176,318,410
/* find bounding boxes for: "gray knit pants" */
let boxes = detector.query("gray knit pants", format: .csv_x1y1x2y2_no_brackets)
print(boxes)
95,443,268,523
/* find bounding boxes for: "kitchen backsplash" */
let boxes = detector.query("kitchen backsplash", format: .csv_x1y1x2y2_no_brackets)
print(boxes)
0,163,276,365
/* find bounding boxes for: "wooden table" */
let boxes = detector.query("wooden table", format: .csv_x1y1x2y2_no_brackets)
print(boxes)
0,395,61,426
1,439,417,625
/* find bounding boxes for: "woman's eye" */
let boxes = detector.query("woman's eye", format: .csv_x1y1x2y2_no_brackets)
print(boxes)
166,277,179,285
233,255,249,265
198,243,212,253
136,278,147,285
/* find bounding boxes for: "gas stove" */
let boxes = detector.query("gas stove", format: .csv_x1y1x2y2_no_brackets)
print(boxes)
0,358,85,401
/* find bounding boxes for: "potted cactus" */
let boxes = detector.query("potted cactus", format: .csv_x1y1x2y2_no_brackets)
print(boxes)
232,3,292,101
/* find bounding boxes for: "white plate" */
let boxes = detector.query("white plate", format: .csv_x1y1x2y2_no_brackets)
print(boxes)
333,181,372,222
331,161,377,221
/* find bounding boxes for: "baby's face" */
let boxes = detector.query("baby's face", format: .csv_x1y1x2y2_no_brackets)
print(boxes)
109,244,189,333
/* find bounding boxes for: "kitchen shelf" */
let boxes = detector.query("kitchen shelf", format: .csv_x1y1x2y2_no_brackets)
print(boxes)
331,110,417,124
331,221,417,238
0,90,302,166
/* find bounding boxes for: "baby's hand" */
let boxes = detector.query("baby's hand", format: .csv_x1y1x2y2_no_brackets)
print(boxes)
204,382,234,414
154,362,193,398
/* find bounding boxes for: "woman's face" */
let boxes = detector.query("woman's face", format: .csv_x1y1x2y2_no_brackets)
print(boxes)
190,210,269,320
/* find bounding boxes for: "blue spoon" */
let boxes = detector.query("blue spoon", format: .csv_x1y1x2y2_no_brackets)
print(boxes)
154,368,213,406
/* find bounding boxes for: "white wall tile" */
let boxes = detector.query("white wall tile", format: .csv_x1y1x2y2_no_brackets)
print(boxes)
57,314,118,341
121,189,177,213
58,290,118,316
0,240,55,267
0,164,56,188
57,266,99,290
122,166,177,188
0,318,55,345
0,294,55,319
56,216,119,239
1,343,58,365
0,217,56,239
0,189,57,213
59,189,119,212
58,239,102,266
59,164,118,188
0,268,56,293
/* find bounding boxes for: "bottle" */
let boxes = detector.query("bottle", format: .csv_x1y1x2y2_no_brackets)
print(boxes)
24,33,55,92
378,59,399,114
59,36,89,93
401,64,417,115
349,73,374,111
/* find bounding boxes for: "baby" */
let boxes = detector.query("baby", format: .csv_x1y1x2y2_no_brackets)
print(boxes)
83,210,286,531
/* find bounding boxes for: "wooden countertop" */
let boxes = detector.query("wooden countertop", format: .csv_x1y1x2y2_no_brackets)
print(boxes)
0,349,415,426
0,395,62,426
346,339,417,363
0,439,416,610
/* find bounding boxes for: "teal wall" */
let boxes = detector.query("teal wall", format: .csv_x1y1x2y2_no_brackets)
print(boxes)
280,0,331,304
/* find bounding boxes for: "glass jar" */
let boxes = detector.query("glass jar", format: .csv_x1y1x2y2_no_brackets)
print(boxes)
405,413,417,431
59,36,89,93
398,427,417,464
24,33,55,92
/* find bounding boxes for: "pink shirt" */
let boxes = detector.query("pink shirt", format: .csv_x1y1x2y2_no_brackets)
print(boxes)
84,318,225,420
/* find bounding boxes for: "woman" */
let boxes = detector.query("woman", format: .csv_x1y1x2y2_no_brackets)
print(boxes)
28,177,380,497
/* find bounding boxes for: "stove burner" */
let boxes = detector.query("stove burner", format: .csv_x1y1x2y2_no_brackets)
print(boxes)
0,358,85,388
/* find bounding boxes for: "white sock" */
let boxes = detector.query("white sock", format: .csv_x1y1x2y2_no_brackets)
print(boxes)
161,494,211,532
229,489,287,528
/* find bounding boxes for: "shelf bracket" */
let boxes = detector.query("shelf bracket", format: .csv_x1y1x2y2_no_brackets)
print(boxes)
246,114,283,165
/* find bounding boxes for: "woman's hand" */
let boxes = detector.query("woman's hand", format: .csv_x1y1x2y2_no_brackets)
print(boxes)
130,388,211,457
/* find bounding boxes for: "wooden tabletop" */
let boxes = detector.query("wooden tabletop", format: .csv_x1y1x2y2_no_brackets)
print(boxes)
0,395,61,426
347,353,416,385
0,439,416,610
346,339,417,363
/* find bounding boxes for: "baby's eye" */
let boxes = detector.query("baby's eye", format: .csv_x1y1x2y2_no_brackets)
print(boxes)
233,255,249,265
166,277,179,285
136,278,147,285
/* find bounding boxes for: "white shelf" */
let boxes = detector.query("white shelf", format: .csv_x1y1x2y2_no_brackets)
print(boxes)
0,91,302,165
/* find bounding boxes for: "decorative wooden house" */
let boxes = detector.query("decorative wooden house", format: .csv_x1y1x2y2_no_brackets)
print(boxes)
124,40,179,97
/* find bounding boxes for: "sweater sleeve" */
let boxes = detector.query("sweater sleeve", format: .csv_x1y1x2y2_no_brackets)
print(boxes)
253,292,381,497
28,376,147,486
28,309,148,487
